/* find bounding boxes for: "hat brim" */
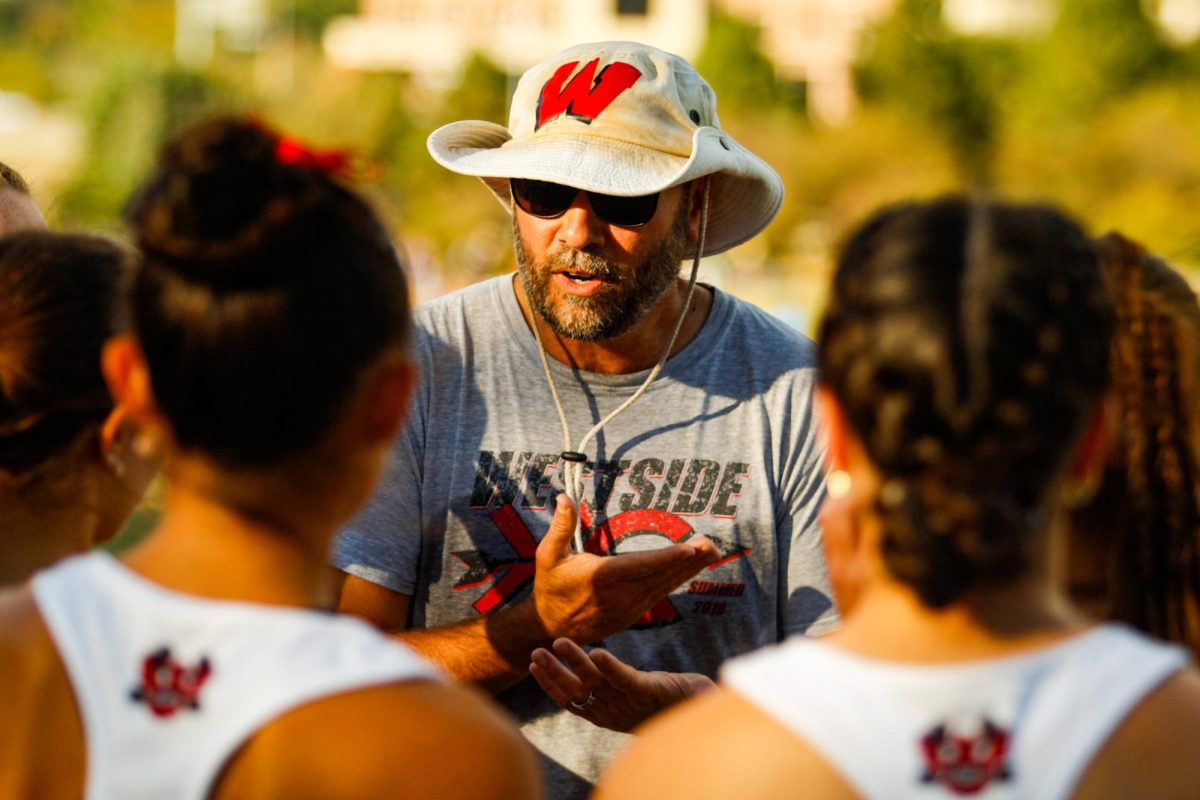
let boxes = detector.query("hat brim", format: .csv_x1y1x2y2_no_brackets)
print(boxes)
427,121,783,258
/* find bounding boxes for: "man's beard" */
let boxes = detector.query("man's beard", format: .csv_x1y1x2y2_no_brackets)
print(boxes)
514,206,689,342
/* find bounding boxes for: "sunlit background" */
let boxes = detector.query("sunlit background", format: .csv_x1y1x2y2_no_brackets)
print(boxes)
2,0,1199,332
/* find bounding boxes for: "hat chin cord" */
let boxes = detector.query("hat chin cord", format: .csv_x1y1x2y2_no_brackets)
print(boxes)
530,176,712,551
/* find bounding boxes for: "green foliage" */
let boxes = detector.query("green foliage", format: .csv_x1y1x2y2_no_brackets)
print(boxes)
856,0,1019,186
291,0,357,39
696,8,799,115
1019,0,1176,124
436,51,510,127
57,61,239,226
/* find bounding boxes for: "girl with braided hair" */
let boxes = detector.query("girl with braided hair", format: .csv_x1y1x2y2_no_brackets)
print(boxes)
0,117,539,799
1069,233,1200,658
599,197,1200,799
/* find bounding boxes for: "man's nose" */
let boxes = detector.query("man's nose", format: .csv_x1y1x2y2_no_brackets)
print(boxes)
556,194,606,250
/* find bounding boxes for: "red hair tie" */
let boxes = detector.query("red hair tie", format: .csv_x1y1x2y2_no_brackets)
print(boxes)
245,116,379,181
275,137,355,178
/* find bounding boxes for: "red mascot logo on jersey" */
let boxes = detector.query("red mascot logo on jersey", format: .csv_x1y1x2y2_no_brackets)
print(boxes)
535,58,641,130
453,502,748,627
130,647,212,718
919,720,1012,795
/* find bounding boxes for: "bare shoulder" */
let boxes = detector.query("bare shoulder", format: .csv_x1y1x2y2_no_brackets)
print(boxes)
215,678,542,800
595,686,857,800
1075,666,1200,799
0,585,64,699
0,585,86,799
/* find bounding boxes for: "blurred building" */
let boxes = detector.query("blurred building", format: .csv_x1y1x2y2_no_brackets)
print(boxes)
715,0,893,123
320,0,1198,127
322,0,894,124
323,0,707,80
943,0,1200,41
176,0,271,66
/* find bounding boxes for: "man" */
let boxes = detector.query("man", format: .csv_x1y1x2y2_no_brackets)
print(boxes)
335,41,836,798
0,161,47,235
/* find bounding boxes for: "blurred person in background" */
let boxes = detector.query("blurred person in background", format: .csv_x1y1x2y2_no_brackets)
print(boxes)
0,231,156,584
0,161,47,235
1069,232,1200,658
598,197,1200,799
0,118,540,800
333,40,835,797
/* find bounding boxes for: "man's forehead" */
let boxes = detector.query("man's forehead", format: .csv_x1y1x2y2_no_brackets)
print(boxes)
0,188,46,236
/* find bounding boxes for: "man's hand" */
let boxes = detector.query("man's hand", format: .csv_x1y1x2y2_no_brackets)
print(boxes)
350,494,720,692
529,638,715,733
530,494,721,644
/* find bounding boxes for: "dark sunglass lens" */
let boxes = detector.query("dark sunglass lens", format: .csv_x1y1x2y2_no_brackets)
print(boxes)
511,179,577,218
590,192,660,227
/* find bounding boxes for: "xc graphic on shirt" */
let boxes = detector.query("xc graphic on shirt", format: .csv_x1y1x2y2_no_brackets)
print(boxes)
919,719,1013,795
453,450,753,626
129,646,212,718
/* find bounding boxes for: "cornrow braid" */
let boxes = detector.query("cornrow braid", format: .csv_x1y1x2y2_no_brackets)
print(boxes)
820,197,1113,608
1086,233,1200,657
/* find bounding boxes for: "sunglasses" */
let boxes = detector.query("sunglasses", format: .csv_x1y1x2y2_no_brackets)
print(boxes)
510,178,660,228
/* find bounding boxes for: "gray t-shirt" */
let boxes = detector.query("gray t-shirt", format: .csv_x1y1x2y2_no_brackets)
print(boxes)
334,274,836,799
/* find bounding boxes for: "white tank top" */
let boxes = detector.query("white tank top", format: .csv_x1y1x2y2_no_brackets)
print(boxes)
31,552,442,800
722,624,1187,799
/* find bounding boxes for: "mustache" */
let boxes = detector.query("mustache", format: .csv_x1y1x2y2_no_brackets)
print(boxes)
546,248,620,280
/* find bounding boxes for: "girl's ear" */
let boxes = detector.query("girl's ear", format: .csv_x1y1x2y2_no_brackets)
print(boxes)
816,385,851,472
101,336,157,426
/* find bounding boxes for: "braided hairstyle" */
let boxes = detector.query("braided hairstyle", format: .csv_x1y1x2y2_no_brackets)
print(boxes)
0,232,127,483
819,197,1113,608
125,117,409,467
1072,233,1200,653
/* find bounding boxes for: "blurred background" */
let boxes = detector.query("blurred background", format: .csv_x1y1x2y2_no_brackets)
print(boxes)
3,0,1200,332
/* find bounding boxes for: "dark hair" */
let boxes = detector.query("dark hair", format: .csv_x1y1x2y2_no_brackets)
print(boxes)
819,197,1113,608
0,231,126,479
0,161,31,195
1073,233,1200,653
126,117,409,467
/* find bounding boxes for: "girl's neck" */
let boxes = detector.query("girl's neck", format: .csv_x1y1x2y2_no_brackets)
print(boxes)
0,477,98,585
120,479,338,610
829,572,1090,663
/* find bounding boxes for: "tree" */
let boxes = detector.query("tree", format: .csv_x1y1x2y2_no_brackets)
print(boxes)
856,0,1017,187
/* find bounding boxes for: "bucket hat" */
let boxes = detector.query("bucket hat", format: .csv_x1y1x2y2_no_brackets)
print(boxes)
427,41,784,258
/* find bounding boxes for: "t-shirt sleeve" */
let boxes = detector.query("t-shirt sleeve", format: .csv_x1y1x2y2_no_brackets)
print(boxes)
774,358,838,638
331,428,423,595
330,332,429,596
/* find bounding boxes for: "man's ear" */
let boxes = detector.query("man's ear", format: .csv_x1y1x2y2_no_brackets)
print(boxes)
358,352,415,446
101,335,157,427
685,176,711,244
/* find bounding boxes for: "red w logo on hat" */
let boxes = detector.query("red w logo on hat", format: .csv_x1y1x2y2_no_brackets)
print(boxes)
535,58,641,131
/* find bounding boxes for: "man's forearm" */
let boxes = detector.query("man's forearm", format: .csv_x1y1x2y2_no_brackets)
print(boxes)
393,597,553,692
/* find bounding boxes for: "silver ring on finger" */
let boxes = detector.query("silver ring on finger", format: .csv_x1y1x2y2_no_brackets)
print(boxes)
570,690,597,710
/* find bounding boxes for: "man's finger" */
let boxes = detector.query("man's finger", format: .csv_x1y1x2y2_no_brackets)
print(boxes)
551,638,603,684
597,536,720,582
589,648,641,691
536,494,579,564
530,648,583,705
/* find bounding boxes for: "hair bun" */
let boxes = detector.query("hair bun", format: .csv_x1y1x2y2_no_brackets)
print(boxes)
128,117,321,289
